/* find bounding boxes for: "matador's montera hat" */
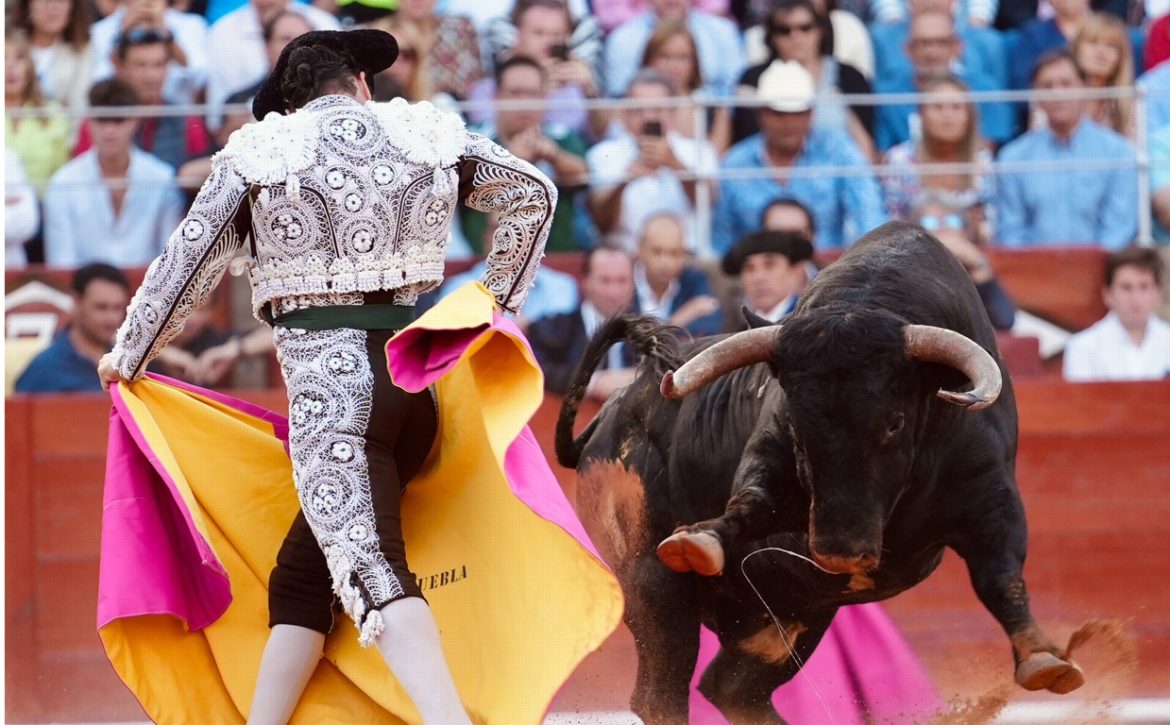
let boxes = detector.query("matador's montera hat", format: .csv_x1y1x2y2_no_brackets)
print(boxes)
252,29,398,120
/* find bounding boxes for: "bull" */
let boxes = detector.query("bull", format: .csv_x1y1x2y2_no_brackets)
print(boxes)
555,222,1084,725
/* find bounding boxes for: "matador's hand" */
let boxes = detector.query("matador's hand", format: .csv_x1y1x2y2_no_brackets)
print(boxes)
97,352,126,390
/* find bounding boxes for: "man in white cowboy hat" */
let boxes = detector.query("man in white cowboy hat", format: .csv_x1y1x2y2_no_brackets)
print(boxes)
713,59,886,254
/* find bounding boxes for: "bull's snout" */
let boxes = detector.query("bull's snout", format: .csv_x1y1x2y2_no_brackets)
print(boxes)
809,549,880,576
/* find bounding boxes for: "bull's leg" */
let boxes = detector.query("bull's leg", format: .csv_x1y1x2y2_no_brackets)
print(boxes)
954,483,1085,695
625,558,702,725
659,430,799,576
698,614,832,725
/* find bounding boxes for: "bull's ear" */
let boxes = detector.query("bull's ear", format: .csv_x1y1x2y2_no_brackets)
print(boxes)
742,306,775,329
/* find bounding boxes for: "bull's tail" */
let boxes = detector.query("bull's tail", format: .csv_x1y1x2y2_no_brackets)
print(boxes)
555,314,684,469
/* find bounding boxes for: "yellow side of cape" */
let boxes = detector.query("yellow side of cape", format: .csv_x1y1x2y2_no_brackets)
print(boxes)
100,283,623,724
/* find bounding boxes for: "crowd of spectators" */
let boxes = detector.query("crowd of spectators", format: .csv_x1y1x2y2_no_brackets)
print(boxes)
6,0,1170,392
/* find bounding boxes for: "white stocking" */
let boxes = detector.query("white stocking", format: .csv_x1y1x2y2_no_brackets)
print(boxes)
247,624,326,725
375,597,473,725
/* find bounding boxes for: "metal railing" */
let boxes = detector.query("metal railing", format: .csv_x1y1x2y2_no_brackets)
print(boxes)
8,84,1169,250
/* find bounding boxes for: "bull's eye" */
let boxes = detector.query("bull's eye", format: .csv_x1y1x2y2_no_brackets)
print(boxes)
884,413,906,442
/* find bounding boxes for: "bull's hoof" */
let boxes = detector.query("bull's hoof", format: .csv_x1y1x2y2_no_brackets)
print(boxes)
657,531,725,576
1015,652,1086,694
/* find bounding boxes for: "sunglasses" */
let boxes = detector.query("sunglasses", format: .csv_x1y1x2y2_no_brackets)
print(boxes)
773,21,816,36
118,26,174,46
918,213,964,232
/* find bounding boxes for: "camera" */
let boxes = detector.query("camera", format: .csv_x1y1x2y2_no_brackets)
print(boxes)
549,43,569,61
641,120,663,137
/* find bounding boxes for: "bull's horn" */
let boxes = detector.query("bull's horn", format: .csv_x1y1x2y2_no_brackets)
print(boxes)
903,325,1002,411
661,326,783,399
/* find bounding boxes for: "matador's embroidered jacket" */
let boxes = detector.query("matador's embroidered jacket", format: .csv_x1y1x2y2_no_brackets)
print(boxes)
111,94,557,380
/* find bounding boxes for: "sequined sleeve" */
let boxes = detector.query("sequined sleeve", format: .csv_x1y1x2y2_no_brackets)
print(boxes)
458,131,558,315
111,157,252,380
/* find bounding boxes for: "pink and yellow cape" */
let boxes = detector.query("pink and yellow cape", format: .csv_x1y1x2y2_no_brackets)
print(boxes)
97,283,624,724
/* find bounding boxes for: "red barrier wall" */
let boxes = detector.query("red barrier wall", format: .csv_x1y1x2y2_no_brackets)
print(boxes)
6,379,1170,721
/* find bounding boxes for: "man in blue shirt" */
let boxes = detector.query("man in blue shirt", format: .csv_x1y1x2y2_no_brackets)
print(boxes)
714,61,886,253
603,0,745,98
996,49,1137,249
870,0,1007,88
15,264,132,394
874,11,1013,151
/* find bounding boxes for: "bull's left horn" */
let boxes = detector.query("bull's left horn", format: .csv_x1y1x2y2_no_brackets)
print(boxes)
661,326,783,399
903,325,1002,411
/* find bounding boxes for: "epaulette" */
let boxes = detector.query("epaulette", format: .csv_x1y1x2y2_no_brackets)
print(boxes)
216,110,320,200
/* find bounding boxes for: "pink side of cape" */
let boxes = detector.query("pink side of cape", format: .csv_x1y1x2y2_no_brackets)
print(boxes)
386,311,606,562
97,377,236,631
688,605,944,723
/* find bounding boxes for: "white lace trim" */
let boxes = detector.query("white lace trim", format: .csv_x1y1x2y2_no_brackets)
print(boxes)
367,98,467,196
218,111,320,199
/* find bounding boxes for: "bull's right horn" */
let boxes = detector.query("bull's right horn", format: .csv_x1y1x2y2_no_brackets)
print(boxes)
661,326,783,399
903,325,1002,411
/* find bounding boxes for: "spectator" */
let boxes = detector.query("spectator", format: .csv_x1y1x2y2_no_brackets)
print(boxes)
461,56,589,253
43,80,185,267
6,150,40,269
743,0,875,82
89,0,209,105
880,74,995,231
368,0,483,101
759,195,820,296
176,86,256,202
715,60,886,252
641,19,733,152
870,0,1007,90
468,0,606,140
996,50,1137,249
1064,246,1170,381
372,24,430,101
587,69,719,258
74,27,213,170
720,229,814,329
438,214,580,330
1137,53,1170,136
1145,11,1170,70
215,10,313,106
870,0,999,27
874,11,1012,151
5,28,70,192
733,0,875,159
604,0,745,99
9,0,92,116
153,300,234,385
442,0,590,36
1071,12,1135,138
14,264,131,394
761,195,817,239
528,245,637,398
1148,122,1170,242
595,0,728,33
910,192,1016,330
1009,0,1093,92
205,0,339,125
631,212,723,336
484,0,605,79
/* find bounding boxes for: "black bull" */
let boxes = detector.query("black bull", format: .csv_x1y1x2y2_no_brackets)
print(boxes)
555,222,1084,725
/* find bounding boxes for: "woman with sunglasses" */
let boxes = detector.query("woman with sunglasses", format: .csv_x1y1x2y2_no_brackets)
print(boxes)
911,191,1016,331
881,73,996,243
731,0,875,158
